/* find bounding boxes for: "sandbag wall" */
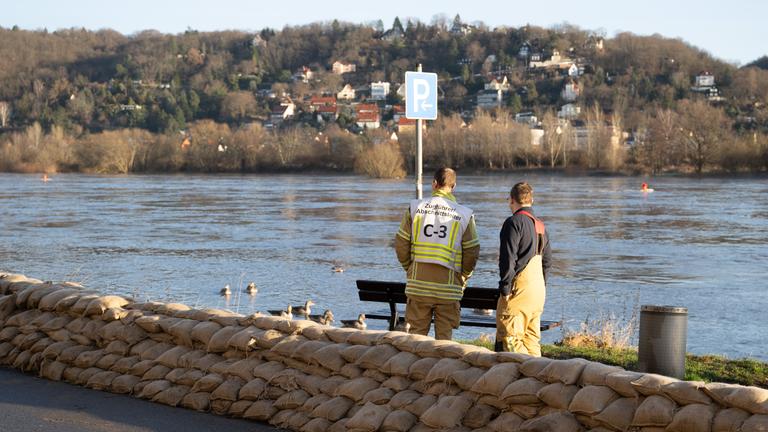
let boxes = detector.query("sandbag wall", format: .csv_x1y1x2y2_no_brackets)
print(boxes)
1,273,767,432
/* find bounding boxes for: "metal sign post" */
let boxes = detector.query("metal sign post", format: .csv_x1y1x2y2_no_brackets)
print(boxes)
405,65,438,199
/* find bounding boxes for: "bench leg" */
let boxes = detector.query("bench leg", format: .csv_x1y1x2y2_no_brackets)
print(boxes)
388,301,398,331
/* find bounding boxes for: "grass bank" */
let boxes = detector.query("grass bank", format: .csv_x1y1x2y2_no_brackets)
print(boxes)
460,340,768,388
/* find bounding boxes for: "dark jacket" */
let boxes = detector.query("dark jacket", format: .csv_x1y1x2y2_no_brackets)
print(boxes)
498,207,552,295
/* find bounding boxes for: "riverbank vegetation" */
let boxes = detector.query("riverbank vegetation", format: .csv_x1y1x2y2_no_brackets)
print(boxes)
1,20,768,175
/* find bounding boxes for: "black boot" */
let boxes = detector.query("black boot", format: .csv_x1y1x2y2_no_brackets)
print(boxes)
494,341,505,352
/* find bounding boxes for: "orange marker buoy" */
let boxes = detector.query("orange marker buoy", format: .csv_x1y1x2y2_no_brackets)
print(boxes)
41,174,49,182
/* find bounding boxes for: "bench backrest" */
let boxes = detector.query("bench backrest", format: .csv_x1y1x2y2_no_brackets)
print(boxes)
356,280,499,310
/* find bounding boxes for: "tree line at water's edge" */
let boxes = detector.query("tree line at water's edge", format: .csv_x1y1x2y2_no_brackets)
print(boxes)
1,19,768,176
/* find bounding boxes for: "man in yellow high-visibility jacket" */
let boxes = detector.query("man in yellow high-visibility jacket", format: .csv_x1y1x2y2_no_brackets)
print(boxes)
394,168,480,340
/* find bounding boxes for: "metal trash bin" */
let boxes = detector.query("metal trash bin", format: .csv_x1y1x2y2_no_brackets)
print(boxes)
638,305,688,379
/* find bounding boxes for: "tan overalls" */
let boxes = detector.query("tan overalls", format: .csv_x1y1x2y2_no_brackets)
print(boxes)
496,212,546,356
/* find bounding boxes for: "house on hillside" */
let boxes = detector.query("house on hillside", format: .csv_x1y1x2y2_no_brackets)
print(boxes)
529,49,575,71
337,84,356,100
293,67,313,83
485,76,511,92
332,61,356,75
310,96,338,121
355,104,380,129
381,26,404,42
371,81,390,101
270,101,295,126
561,79,580,102
558,103,581,119
691,71,722,101
476,89,505,109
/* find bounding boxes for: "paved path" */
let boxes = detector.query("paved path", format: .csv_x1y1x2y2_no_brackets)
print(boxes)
0,367,275,432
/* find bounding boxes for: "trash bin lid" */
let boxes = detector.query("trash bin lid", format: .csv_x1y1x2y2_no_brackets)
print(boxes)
641,305,687,314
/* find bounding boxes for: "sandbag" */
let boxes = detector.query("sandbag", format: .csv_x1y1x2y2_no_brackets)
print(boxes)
380,351,419,377
519,412,582,432
363,387,395,405
340,344,371,363
631,373,680,396
40,360,67,381
180,392,211,412
666,403,716,432
501,377,547,404
537,383,580,410
579,362,625,387
111,374,141,394
356,344,400,371
739,414,768,431
463,403,500,429
155,346,192,368
84,296,129,316
346,330,387,346
632,394,678,427
605,371,644,398
142,365,172,381
389,390,422,409
167,319,199,347
207,326,245,353
722,385,768,415
110,356,140,374
311,396,355,421
191,373,224,393
309,343,348,372
335,377,380,402
403,394,437,417
191,353,225,372
301,418,333,432
346,402,391,431
663,380,713,405
210,377,245,401
95,353,122,370
470,362,520,397
224,357,262,381
518,357,553,377
128,360,156,377
382,376,412,393
243,400,278,421
424,358,471,384
86,371,120,390
712,407,750,432
275,389,311,410
487,412,525,432
38,289,80,311
151,385,191,407
537,358,589,385
225,327,262,352
75,367,104,386
593,397,640,432
408,357,440,381
569,385,620,415
190,321,223,346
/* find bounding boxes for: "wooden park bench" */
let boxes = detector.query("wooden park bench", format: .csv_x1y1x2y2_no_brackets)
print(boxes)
356,279,561,332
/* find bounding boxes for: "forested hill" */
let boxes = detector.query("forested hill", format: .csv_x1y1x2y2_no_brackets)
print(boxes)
0,18,767,175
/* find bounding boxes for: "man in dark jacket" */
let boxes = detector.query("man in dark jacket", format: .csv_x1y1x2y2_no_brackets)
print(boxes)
496,182,552,355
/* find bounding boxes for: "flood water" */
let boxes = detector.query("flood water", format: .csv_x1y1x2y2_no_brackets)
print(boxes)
1,173,766,360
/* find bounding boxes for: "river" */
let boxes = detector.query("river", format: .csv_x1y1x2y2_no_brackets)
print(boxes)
1,173,766,360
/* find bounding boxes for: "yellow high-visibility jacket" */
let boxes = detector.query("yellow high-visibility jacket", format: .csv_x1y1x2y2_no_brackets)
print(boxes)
395,190,480,301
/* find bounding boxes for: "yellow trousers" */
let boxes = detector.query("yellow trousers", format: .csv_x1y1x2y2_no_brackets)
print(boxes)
406,295,461,340
496,255,546,356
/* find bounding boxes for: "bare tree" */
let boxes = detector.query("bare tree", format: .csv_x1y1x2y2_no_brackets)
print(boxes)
677,99,729,173
0,101,10,128
542,110,567,168
642,108,681,174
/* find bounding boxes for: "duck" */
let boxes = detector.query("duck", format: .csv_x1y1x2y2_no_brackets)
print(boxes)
341,313,366,330
245,282,258,295
332,266,345,273
220,284,231,296
308,309,334,325
394,319,410,333
473,308,493,316
268,305,292,320
292,300,315,317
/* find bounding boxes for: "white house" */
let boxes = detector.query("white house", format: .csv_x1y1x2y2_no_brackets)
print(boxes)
337,84,356,100
515,112,538,126
270,102,295,125
476,89,504,109
694,72,716,89
370,81,390,100
558,103,581,119
561,80,580,102
332,61,356,75
485,76,511,92
293,67,313,83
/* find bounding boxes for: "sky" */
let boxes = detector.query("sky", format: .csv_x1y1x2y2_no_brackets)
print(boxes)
2,0,765,65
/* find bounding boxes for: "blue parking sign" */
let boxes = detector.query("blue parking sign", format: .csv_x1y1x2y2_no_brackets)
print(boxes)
405,71,438,120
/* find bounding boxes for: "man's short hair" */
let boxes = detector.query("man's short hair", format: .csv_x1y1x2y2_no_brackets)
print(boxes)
510,182,534,205
433,167,456,188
